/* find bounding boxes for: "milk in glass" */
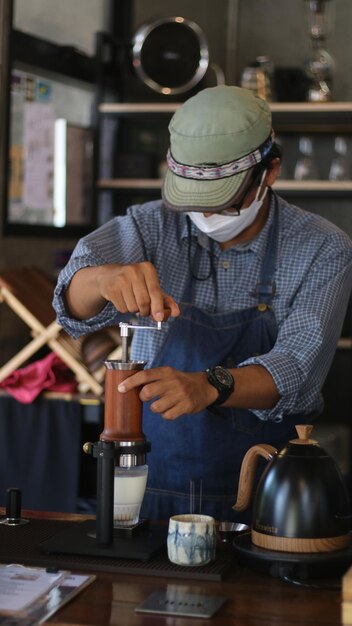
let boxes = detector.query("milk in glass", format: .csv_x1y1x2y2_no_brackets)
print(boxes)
114,465,148,527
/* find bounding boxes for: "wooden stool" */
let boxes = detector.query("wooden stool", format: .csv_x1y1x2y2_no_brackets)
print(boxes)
0,266,121,396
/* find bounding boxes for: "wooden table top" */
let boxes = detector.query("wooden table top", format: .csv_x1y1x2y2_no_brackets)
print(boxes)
0,510,345,626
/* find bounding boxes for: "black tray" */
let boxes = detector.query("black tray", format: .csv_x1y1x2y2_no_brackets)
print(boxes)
0,518,234,582
39,519,166,562
233,532,352,583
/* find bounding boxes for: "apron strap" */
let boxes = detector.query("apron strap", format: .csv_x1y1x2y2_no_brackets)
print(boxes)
254,191,279,307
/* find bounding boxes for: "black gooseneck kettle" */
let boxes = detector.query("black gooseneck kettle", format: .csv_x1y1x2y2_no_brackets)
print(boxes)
233,425,351,553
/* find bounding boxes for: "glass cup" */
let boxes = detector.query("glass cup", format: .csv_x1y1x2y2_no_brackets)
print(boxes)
329,136,350,181
167,514,216,566
113,464,148,527
294,136,318,180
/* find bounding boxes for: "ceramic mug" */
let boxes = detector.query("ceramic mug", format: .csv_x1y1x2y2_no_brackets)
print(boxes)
167,514,216,566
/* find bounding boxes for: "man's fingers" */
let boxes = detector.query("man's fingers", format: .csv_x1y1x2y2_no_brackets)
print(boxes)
161,295,180,320
117,367,171,393
138,263,165,320
117,368,206,421
117,369,151,393
99,262,180,321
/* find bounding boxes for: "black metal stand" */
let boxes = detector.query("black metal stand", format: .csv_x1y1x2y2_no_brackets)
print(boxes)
94,441,115,545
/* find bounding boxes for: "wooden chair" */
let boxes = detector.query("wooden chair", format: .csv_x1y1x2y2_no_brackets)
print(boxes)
0,266,121,396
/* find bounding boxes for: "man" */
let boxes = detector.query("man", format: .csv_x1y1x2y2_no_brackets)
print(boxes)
53,86,352,522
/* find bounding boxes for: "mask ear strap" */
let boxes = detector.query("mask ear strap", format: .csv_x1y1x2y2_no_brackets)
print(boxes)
255,169,268,202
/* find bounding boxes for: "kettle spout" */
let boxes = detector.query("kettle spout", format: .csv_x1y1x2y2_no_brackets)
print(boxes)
233,443,277,512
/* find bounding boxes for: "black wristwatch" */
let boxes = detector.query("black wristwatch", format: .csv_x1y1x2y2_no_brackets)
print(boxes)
205,366,235,406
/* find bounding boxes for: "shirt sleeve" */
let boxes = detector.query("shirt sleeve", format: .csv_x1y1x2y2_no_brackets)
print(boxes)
238,230,352,422
52,206,155,338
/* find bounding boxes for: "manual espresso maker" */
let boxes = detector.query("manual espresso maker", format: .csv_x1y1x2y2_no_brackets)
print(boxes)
84,321,161,545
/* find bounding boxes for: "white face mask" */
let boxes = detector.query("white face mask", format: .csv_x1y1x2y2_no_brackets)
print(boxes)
187,172,268,243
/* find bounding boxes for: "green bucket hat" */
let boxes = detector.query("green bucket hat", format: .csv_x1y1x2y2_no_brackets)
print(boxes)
162,85,273,212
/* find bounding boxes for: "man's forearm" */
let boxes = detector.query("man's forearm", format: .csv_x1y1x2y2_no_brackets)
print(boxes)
64,266,108,320
224,365,280,410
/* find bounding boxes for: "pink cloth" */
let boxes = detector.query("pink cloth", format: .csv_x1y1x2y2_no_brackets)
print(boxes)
0,352,78,403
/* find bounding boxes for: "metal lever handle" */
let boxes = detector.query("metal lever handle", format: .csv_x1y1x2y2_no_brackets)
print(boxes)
119,321,162,335
119,321,162,362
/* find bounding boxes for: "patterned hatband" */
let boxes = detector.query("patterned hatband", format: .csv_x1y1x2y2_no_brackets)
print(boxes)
166,131,275,181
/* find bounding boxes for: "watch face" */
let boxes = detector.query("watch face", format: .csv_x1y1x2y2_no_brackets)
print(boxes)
206,366,234,407
214,367,233,386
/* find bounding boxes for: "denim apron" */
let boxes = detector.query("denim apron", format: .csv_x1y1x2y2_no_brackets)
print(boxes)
141,201,307,522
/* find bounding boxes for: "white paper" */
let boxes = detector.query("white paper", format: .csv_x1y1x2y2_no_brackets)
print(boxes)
0,564,65,614
23,102,55,212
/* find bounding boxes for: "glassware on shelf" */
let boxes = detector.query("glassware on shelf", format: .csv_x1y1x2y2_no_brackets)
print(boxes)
303,0,335,102
240,56,274,102
294,136,319,180
328,137,350,181
305,47,334,102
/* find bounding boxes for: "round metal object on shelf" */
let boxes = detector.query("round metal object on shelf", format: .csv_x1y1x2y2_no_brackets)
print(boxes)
132,16,209,95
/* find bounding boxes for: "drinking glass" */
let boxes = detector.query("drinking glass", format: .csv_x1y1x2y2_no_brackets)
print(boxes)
113,464,148,527
294,137,319,180
328,136,350,181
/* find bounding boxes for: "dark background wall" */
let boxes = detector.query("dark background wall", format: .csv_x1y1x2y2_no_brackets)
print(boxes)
0,0,351,357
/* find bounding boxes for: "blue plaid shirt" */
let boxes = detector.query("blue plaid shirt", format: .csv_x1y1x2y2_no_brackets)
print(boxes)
53,194,352,422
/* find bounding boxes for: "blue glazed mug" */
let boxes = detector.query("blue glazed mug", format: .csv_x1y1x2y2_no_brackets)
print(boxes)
167,514,216,566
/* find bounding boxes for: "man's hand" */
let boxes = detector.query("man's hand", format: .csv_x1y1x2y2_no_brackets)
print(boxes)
65,262,180,322
118,367,219,420
117,364,280,419
97,262,179,322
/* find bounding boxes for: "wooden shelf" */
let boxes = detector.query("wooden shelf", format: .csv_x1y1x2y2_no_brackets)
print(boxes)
274,180,352,192
98,178,163,189
99,102,182,114
270,102,352,113
97,177,352,192
338,337,352,350
99,101,352,115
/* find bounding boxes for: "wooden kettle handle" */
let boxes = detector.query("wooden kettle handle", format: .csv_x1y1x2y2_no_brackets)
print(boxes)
232,444,277,512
